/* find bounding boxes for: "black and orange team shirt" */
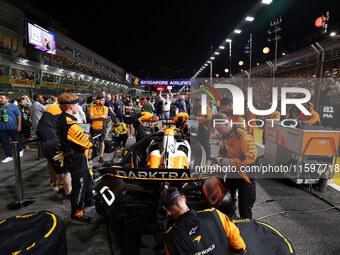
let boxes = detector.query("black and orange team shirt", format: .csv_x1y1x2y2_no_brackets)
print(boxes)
164,208,246,255
219,127,257,169
89,105,108,130
57,112,92,158
297,107,321,125
37,104,62,135
67,119,92,150
172,112,189,123
65,115,92,158
139,111,154,123
228,115,246,129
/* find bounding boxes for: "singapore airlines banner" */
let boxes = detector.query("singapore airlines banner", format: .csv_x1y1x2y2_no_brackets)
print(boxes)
136,80,195,86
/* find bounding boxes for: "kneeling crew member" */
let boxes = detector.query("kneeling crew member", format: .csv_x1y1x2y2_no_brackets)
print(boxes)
162,187,247,255
214,113,257,219
56,93,93,224
112,117,128,149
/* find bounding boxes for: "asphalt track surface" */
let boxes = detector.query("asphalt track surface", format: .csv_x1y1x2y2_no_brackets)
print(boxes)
0,136,340,255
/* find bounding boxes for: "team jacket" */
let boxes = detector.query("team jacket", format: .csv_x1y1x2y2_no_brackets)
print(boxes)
57,112,92,155
228,114,245,126
132,111,154,126
219,126,257,169
37,104,62,135
172,112,189,123
164,208,246,255
297,108,321,125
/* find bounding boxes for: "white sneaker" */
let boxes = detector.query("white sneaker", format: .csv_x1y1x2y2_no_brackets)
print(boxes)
20,150,24,157
2,157,13,163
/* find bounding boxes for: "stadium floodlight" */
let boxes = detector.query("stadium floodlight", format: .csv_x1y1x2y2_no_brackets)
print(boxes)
219,45,225,49
226,39,232,42
214,51,220,55
234,29,242,34
262,0,273,4
210,56,215,60
245,16,254,22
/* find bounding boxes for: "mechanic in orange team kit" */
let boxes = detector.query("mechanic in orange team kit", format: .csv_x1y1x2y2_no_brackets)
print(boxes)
56,93,93,224
132,111,159,137
172,112,189,130
296,102,321,126
89,95,108,163
162,187,247,255
214,112,257,219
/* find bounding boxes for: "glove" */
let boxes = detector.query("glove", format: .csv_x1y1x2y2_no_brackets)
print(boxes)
53,151,65,167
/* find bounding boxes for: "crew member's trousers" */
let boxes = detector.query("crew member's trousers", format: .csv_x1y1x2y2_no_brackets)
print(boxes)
225,177,256,219
113,133,128,148
67,153,93,216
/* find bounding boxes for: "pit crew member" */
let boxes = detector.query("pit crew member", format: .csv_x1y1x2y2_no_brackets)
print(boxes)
56,92,93,224
214,112,257,219
162,187,247,255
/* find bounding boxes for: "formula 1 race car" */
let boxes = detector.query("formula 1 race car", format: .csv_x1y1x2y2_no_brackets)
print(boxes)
94,124,232,254
94,124,296,255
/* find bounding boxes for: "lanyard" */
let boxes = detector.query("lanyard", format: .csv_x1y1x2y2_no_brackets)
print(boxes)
0,103,9,115
19,106,26,114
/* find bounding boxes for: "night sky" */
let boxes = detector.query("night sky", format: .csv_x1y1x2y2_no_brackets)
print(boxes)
25,0,340,79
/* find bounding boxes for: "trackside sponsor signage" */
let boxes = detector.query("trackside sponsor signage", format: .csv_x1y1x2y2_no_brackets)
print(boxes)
137,80,195,86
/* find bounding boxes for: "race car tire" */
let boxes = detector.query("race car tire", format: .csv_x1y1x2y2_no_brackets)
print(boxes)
136,126,153,142
0,211,67,255
232,218,296,255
